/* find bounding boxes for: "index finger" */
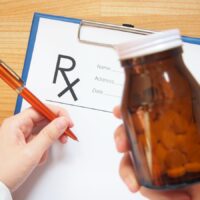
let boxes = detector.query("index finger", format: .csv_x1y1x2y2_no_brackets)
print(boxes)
114,124,130,153
17,104,72,126
4,105,72,137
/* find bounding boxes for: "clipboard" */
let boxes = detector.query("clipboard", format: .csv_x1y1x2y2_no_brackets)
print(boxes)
14,13,200,115
13,13,200,200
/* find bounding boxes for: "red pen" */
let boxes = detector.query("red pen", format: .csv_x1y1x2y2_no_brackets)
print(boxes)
0,60,78,141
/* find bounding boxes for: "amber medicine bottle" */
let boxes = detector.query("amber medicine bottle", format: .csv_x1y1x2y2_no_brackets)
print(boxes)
116,29,200,189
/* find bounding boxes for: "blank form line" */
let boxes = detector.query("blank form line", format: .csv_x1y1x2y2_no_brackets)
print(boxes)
111,69,123,73
103,93,121,98
46,99,112,113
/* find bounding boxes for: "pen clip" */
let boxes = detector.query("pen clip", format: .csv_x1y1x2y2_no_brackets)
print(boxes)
0,60,24,84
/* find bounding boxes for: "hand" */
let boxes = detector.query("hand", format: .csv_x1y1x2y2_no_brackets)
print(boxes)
113,106,200,200
0,105,73,192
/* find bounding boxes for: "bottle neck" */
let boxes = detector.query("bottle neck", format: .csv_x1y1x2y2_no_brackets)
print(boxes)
121,47,183,73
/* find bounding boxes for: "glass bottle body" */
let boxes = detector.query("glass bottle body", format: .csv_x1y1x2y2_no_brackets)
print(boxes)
121,47,200,189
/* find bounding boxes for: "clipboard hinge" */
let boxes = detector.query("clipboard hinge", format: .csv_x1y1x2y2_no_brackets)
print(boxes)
122,24,134,28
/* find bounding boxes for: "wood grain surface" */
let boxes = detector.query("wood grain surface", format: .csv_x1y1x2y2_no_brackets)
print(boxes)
0,0,200,123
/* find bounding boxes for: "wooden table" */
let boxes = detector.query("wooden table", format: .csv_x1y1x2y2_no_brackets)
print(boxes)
0,0,200,123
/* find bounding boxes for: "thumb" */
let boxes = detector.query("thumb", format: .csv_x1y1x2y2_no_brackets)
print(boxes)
28,116,69,158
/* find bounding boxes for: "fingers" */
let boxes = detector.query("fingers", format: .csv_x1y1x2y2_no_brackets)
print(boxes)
114,124,130,153
140,187,191,200
113,106,122,119
119,153,139,193
17,107,44,124
27,116,70,159
32,118,72,144
113,105,130,152
18,104,73,126
9,105,73,140
113,106,138,192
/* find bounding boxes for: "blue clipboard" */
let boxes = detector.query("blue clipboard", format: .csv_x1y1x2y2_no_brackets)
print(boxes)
15,12,200,114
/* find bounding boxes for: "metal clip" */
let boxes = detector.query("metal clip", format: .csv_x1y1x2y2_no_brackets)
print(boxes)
78,20,154,47
0,60,24,83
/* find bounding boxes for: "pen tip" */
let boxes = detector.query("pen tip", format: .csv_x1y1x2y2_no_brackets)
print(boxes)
74,136,79,142
65,129,79,142
70,133,79,142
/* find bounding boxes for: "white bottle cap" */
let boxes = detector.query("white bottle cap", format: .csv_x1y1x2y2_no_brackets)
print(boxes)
115,29,182,60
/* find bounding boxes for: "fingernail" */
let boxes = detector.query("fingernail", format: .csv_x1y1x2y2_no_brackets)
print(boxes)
124,176,139,193
55,117,68,132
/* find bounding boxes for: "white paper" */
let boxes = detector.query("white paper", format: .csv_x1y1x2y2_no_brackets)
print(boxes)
13,17,200,200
